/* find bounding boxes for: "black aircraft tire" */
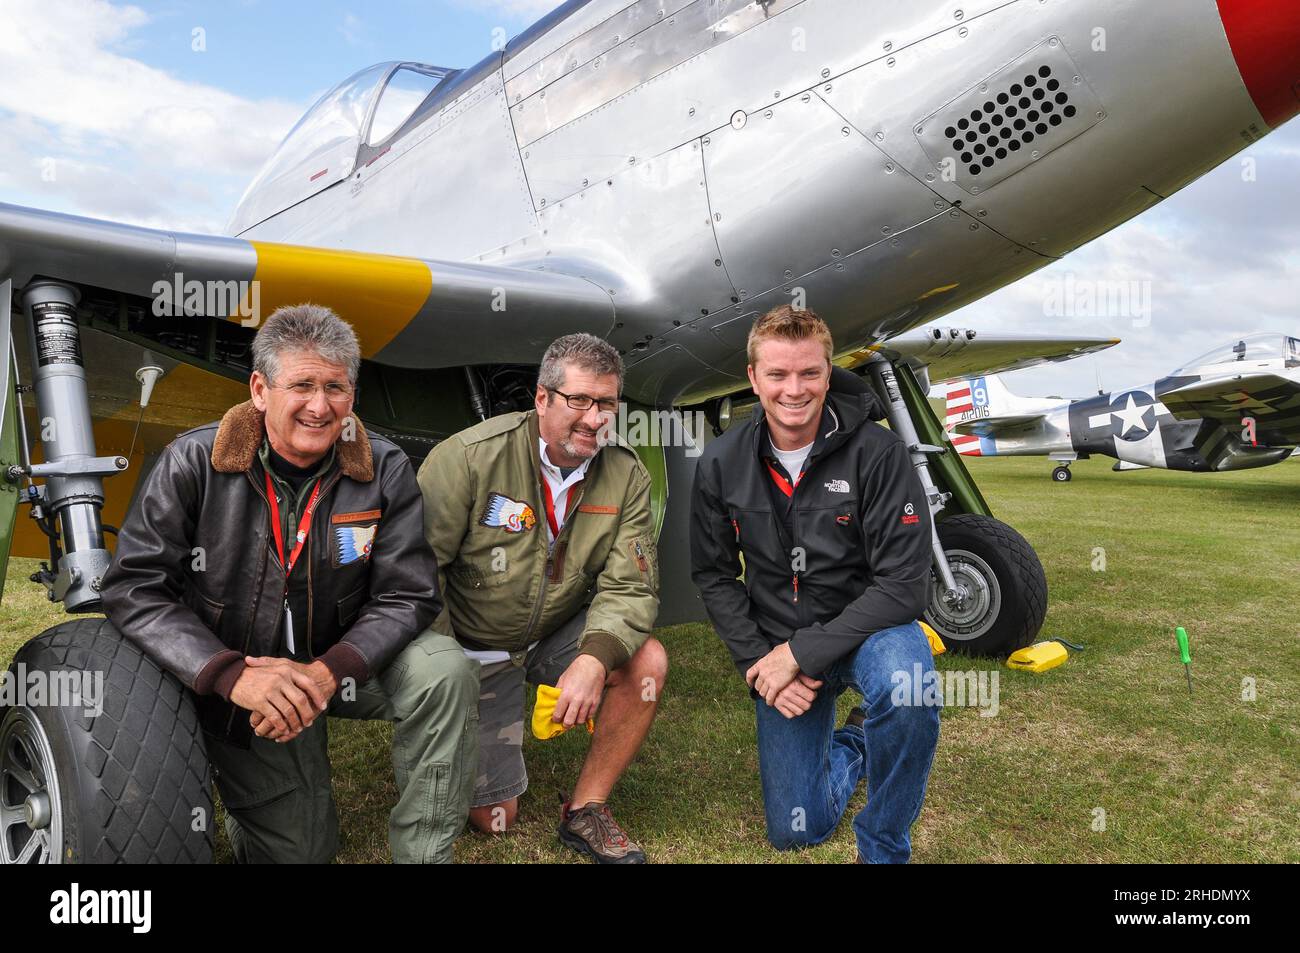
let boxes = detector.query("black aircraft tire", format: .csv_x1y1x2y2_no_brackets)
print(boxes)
925,513,1048,657
1052,466,1072,482
0,618,213,863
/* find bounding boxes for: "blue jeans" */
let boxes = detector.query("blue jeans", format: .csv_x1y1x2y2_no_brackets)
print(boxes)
753,621,940,863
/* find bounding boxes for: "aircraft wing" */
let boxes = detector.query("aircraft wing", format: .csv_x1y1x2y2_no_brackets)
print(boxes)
1160,372,1300,445
849,327,1120,386
950,414,1045,437
0,201,615,368
0,201,623,562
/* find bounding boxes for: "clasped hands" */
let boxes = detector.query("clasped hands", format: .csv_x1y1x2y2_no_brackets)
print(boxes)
230,657,338,742
745,642,823,719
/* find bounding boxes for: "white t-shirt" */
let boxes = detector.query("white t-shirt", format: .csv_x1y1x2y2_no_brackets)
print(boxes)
769,438,814,484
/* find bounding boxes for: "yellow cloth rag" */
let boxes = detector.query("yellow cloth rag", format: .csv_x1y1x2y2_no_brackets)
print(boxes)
531,684,595,740
921,620,946,656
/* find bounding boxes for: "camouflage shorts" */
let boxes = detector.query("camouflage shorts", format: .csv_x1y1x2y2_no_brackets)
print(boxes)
469,609,586,808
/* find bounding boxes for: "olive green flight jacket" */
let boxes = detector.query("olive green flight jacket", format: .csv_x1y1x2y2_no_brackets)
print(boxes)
416,410,659,672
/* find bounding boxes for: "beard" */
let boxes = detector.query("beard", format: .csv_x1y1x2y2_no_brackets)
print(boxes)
560,426,601,460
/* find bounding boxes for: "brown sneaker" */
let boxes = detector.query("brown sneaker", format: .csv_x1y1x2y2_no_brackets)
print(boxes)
557,798,647,864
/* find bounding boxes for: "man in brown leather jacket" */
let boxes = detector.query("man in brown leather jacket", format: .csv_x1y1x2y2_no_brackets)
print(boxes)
100,303,478,864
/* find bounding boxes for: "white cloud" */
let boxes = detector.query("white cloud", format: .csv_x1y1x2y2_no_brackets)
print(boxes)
339,12,367,47
0,0,304,232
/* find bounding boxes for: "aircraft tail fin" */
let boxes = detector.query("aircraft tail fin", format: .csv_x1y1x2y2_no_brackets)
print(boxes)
945,374,1019,418
944,375,1020,455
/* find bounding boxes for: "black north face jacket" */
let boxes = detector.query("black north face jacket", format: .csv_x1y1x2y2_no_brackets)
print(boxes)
690,370,933,679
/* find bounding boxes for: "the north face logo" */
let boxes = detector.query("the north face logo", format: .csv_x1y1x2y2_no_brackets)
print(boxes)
825,480,850,493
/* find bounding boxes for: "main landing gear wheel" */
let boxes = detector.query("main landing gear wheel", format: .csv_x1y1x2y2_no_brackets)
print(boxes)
1052,466,1072,482
925,513,1048,657
0,619,213,863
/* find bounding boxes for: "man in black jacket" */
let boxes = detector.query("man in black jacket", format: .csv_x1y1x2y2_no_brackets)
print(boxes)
101,304,478,863
690,305,940,863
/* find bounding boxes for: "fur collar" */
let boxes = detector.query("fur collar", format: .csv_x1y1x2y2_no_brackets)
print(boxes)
210,400,373,482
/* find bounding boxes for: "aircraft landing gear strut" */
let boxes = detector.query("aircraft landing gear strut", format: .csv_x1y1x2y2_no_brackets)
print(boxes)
1049,453,1077,483
0,279,212,864
865,356,1047,657
11,280,124,609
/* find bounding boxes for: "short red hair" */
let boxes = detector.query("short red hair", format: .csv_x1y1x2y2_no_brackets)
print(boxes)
747,304,834,366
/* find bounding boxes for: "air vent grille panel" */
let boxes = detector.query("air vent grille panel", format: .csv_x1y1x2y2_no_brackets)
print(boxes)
916,37,1104,193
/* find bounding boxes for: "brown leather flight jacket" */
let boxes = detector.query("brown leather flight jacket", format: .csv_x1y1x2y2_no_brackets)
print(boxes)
100,400,440,746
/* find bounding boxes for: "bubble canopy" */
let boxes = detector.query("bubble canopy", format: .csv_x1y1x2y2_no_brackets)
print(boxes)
228,62,452,234
1174,333,1300,373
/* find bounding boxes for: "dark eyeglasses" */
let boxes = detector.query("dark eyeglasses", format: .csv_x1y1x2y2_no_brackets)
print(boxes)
549,388,618,414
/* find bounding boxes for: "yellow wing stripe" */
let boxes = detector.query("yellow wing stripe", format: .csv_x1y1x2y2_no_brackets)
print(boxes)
837,343,882,369
244,242,432,356
917,282,960,301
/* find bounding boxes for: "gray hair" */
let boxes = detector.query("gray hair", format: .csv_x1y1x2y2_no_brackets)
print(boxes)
537,333,624,394
252,303,361,384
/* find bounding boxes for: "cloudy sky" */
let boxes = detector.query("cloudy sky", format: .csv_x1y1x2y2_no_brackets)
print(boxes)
2,0,1296,399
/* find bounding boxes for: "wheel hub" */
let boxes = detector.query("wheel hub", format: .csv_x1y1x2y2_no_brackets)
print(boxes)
0,709,64,863
941,584,972,612
24,791,51,830
928,548,1003,640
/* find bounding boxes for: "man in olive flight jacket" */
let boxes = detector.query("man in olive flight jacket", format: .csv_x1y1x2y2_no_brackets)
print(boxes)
419,333,667,864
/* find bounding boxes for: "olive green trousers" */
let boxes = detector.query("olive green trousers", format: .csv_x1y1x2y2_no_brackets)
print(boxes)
207,629,479,863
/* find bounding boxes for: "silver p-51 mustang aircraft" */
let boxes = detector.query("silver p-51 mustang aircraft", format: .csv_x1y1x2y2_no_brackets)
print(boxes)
0,0,1297,861
945,333,1300,479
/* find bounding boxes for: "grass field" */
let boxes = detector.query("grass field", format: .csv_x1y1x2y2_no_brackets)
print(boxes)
2,455,1297,863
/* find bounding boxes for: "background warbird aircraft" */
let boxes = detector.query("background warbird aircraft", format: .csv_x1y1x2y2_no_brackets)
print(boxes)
0,0,1298,861
945,333,1300,480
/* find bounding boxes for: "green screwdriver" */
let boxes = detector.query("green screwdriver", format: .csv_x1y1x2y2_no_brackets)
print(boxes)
1175,626,1193,694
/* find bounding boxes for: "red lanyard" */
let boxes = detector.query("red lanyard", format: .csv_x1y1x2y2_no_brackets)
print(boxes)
763,460,802,603
540,477,579,540
265,470,323,576
765,460,801,498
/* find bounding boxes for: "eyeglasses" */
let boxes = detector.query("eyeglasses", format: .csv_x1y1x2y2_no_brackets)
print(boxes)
549,388,618,414
272,380,355,403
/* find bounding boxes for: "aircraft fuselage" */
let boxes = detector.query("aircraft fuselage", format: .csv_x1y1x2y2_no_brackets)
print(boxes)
233,0,1299,405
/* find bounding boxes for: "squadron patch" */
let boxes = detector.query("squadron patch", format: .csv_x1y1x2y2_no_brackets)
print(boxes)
335,524,377,564
480,493,537,533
